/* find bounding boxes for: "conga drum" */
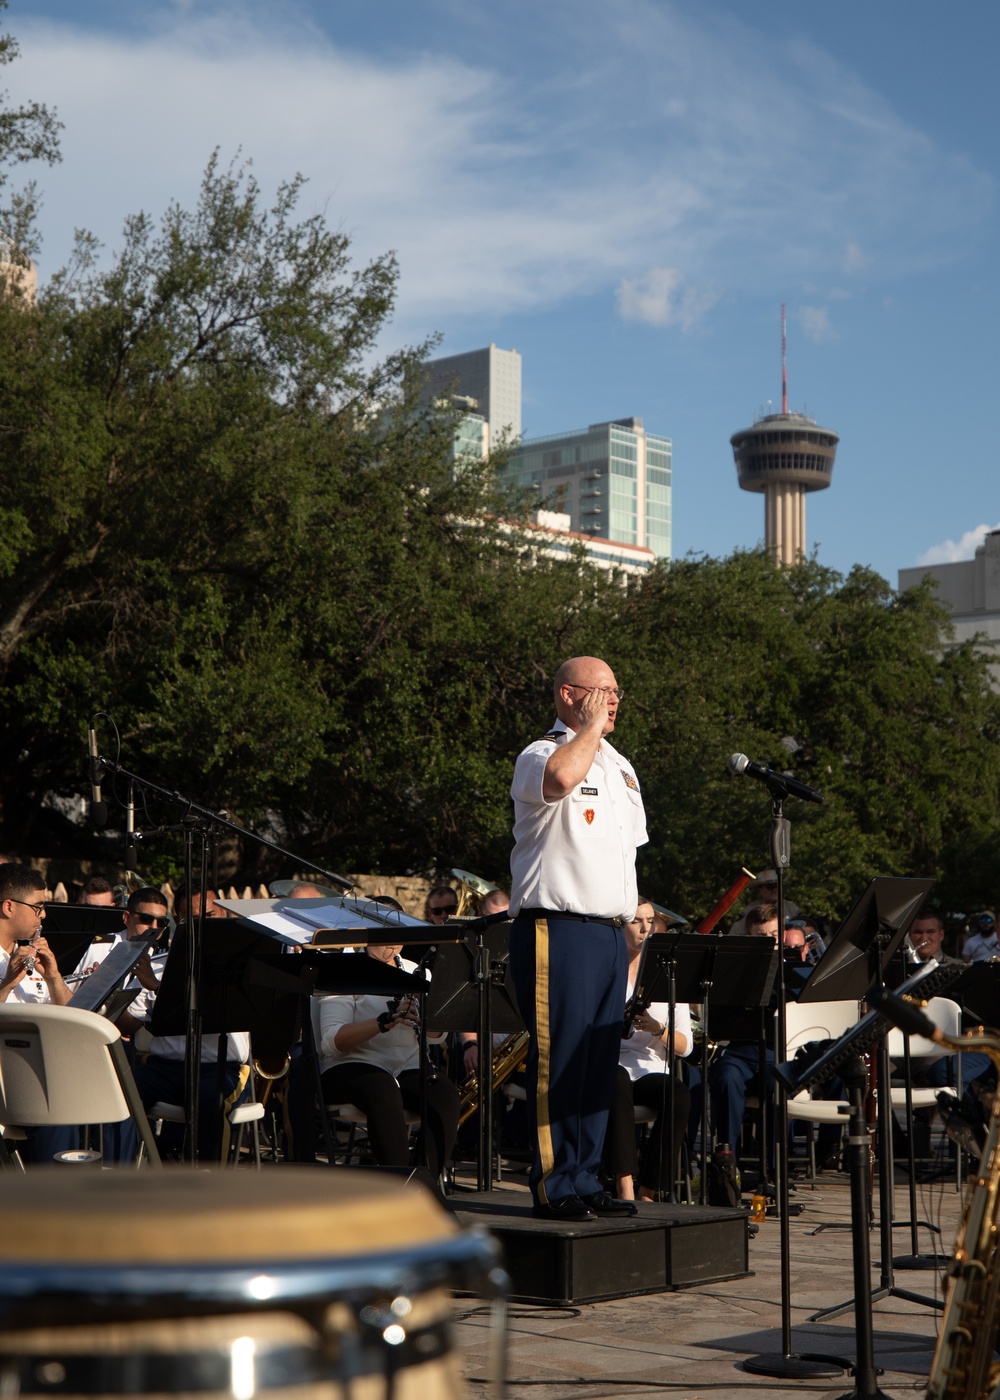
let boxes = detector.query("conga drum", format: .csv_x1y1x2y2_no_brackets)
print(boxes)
0,1168,502,1399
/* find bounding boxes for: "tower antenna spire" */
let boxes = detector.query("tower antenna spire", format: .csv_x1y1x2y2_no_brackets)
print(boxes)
731,307,838,567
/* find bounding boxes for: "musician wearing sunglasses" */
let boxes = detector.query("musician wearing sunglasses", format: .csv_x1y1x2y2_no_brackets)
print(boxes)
0,863,71,1006
73,888,170,985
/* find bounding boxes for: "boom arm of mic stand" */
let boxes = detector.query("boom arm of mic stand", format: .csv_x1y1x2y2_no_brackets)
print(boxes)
93,756,354,891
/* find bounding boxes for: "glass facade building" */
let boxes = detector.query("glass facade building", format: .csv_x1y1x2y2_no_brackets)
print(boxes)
420,344,521,447
502,418,672,561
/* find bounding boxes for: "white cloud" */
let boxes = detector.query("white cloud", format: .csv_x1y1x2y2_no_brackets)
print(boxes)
5,2,994,341
917,523,1000,566
844,241,869,274
616,267,717,330
798,305,836,343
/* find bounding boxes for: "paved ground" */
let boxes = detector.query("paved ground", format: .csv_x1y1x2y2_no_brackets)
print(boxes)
449,1164,966,1400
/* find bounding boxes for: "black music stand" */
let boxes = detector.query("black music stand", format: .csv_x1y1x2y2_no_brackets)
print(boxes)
949,961,1000,1026
771,961,953,1400
632,932,776,1203
638,934,777,1206
149,920,306,1161
792,878,938,1328
425,916,523,1192
43,904,127,980
67,939,153,1015
41,904,125,938
884,943,964,1273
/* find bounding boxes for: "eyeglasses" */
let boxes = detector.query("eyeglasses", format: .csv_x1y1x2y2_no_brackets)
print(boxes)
564,684,625,701
8,898,45,917
132,914,169,928
429,905,458,917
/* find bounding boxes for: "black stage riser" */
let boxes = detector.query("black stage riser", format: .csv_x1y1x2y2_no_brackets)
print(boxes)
454,1196,750,1305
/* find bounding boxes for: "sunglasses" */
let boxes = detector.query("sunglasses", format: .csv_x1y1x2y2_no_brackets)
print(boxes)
132,914,169,928
429,905,458,917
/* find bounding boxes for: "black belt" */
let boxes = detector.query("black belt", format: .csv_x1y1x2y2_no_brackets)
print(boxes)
517,907,624,928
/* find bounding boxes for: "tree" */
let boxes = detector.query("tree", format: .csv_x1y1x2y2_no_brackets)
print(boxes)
0,151,623,876
1,40,997,912
615,554,1000,922
0,0,62,255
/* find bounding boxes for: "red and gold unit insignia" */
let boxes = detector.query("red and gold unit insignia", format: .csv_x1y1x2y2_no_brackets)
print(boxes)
583,808,596,825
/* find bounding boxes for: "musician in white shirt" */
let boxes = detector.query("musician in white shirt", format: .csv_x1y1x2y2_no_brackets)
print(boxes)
605,900,691,1202
318,941,459,1178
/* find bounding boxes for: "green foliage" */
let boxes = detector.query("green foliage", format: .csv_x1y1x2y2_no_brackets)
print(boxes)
615,555,1000,921
0,0,62,253
0,135,998,922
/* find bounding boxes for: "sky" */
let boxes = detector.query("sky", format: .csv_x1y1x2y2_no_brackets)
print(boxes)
5,0,999,584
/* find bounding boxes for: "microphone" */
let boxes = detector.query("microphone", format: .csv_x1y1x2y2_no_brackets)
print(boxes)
88,719,108,829
727,753,824,805
125,782,137,870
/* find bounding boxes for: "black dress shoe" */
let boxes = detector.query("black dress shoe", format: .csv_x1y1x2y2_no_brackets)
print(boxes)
580,1190,638,1216
532,1195,597,1221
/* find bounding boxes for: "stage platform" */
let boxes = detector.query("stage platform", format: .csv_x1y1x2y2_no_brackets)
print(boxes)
451,1168,966,1400
451,1188,750,1304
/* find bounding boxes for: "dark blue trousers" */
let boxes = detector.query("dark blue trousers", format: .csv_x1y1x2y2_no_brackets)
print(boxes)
709,1041,773,1160
508,913,626,1205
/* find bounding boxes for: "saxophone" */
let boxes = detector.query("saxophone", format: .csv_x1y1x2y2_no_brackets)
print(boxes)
458,1030,530,1125
926,1025,1000,1400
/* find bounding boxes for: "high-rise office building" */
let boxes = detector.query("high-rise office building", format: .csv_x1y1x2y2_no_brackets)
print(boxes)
501,418,672,561
731,308,838,566
420,344,522,447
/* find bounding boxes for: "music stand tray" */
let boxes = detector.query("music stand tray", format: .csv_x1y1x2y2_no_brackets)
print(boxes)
796,876,934,1003
635,932,778,1011
425,927,525,1035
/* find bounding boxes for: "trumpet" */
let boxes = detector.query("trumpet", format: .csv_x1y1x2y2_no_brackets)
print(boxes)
451,869,500,918
458,1030,530,1125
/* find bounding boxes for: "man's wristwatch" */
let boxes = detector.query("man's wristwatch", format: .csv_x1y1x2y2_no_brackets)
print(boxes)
377,1011,393,1033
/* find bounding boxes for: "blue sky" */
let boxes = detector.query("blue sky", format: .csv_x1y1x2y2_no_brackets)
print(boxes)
7,0,999,583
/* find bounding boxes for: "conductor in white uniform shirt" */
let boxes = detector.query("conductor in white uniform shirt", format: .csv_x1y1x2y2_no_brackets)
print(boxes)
507,655,648,1221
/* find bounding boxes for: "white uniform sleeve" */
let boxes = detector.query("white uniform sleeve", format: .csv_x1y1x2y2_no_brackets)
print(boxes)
318,995,357,1059
510,741,556,807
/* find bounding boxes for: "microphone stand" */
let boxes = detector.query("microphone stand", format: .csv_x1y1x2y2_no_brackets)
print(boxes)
745,792,845,1381
92,751,353,1166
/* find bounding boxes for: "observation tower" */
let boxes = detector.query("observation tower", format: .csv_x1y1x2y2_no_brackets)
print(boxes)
731,307,838,566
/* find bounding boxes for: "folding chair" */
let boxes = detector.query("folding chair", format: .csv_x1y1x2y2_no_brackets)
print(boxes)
0,1004,160,1167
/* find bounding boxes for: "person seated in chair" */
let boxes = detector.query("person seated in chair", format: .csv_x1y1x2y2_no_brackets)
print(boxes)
0,865,71,1009
605,898,691,1201
318,939,459,1178
708,903,779,1169
129,896,249,1162
0,864,77,1163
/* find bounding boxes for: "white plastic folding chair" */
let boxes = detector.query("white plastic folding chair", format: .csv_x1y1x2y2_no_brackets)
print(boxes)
783,998,862,1181
886,997,963,1109
0,1003,161,1167
887,997,964,1184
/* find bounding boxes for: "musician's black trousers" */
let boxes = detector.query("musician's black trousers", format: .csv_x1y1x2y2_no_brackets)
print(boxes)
320,1063,459,1178
605,1066,691,1192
